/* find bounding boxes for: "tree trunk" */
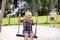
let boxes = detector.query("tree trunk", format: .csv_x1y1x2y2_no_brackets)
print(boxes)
0,0,6,33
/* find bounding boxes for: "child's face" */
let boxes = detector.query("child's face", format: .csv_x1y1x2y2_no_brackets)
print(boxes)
25,14,32,19
25,11,32,19
51,9,55,12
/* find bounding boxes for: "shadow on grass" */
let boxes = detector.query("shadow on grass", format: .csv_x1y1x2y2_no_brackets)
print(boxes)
3,22,60,26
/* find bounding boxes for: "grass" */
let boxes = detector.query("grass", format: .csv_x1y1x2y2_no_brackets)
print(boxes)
56,24,60,28
38,24,60,28
2,15,60,26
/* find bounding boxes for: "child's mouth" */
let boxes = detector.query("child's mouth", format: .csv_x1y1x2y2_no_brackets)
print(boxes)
27,17,30,18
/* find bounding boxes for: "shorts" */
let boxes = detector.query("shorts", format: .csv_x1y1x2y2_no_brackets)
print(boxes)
23,30,33,35
50,17,54,20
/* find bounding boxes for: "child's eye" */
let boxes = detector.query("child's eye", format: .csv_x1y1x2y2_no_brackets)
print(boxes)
26,14,29,15
26,14,31,16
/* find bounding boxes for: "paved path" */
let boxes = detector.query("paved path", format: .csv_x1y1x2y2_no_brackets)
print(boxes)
0,25,60,40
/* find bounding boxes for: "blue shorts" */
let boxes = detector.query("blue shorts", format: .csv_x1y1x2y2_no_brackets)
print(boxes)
23,30,33,35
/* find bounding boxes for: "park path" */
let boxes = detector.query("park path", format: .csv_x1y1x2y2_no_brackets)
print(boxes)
0,25,60,40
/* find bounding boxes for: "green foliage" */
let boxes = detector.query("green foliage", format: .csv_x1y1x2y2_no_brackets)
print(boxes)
0,0,60,16
5,0,11,11
29,0,59,15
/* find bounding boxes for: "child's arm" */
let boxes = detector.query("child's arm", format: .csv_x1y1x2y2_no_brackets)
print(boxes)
18,14,21,24
32,20,37,25
35,20,38,25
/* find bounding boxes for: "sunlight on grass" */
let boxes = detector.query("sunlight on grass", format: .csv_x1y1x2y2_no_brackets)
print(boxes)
2,15,60,26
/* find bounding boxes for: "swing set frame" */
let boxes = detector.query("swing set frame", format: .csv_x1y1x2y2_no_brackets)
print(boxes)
16,12,38,38
0,0,6,33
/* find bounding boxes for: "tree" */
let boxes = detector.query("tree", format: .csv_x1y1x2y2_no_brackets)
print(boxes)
5,0,11,11
31,0,36,16
0,0,6,33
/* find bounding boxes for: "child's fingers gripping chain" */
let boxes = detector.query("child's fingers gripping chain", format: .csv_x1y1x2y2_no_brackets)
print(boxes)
18,20,20,23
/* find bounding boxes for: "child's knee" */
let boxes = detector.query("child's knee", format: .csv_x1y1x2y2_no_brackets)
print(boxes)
24,33,28,37
30,33,34,37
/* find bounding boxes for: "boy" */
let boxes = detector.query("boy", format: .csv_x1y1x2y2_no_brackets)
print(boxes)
18,11,35,40
49,9,57,27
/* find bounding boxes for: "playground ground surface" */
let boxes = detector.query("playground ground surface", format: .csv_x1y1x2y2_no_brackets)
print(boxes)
0,25,60,40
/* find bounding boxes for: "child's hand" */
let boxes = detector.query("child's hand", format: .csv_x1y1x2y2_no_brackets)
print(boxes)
35,20,37,24
18,19,20,24
33,20,37,25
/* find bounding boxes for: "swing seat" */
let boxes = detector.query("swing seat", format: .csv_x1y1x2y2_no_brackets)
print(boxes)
16,34,38,38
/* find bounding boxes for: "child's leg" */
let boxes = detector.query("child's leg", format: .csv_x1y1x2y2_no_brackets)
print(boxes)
50,18,52,27
50,17,54,27
53,20,55,27
30,33,34,40
24,33,28,40
50,20,53,27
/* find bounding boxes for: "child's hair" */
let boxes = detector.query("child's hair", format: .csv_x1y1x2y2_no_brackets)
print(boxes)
25,11,32,16
51,9,55,11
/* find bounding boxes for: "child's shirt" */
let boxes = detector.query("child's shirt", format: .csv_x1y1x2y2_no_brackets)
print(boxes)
49,11,56,17
20,19,34,31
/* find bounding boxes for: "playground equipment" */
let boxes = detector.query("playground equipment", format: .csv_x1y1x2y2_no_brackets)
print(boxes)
16,0,38,38
16,12,38,38
0,0,6,32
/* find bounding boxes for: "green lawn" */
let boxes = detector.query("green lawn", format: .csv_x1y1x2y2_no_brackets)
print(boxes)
2,15,60,26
